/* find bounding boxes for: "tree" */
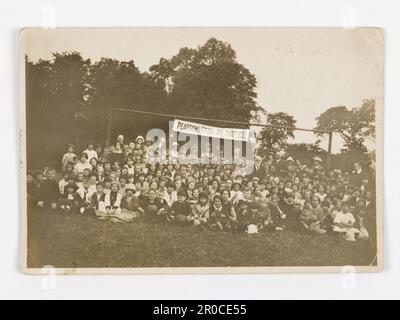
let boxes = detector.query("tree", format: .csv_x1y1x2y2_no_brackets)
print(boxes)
150,37,258,126
314,99,375,152
258,112,296,156
88,58,166,140
149,57,174,93
26,38,260,168
25,52,91,169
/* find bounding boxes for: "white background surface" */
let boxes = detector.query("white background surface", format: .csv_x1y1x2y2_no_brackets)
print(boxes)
0,0,398,300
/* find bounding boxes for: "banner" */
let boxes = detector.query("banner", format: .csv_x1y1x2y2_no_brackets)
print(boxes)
172,119,252,141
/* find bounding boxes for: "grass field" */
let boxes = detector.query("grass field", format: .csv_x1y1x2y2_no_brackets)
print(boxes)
27,210,377,269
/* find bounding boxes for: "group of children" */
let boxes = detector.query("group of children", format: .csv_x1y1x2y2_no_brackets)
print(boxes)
26,135,375,242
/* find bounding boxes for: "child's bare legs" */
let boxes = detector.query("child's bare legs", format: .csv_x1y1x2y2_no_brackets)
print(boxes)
312,225,327,234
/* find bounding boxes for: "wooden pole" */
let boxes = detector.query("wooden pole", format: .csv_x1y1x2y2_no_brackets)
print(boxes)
327,131,333,170
106,107,113,148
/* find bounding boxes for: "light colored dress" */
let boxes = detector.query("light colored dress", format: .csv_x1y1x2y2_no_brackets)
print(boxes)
333,211,360,241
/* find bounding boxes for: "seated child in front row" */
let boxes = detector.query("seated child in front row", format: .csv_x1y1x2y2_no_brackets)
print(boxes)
208,195,231,231
236,200,251,232
299,195,327,234
255,196,272,231
58,182,80,212
168,190,192,224
76,179,94,215
269,195,286,231
141,189,166,223
319,200,333,232
332,202,360,241
119,184,143,221
91,182,106,213
96,181,123,217
188,191,209,227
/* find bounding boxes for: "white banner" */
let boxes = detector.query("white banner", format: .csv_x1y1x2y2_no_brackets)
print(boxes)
172,119,252,141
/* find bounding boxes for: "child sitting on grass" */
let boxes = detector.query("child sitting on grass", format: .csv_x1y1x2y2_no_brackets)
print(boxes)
221,189,237,225
188,192,210,227
299,195,327,234
236,200,251,232
97,181,123,218
141,188,165,223
229,181,244,205
76,179,94,214
91,182,105,213
209,195,231,231
255,196,272,231
319,200,333,232
61,144,76,171
269,195,286,231
119,184,143,221
40,169,59,211
58,182,79,213
333,201,360,241
168,190,192,224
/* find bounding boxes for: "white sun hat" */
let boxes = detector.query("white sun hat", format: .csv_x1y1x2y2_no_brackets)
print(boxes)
286,156,295,163
135,135,145,142
246,224,259,234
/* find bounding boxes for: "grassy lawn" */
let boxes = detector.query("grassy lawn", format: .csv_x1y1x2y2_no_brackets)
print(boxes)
27,210,377,269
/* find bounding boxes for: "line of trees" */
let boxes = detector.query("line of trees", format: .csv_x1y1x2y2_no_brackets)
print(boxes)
257,100,376,169
26,38,262,169
26,37,375,171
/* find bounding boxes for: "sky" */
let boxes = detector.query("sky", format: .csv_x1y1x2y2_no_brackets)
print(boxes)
21,27,383,153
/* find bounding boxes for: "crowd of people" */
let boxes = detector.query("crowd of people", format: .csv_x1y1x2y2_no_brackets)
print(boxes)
26,134,376,242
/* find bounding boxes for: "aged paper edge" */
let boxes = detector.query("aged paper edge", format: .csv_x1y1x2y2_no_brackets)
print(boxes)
18,27,385,275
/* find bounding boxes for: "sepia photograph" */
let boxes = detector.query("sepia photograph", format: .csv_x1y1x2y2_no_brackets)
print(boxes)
20,27,384,274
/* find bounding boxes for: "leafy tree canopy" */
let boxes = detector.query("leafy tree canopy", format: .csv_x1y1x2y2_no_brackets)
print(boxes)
258,112,296,156
150,38,258,125
314,99,375,152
